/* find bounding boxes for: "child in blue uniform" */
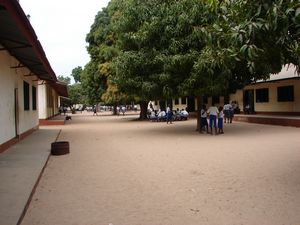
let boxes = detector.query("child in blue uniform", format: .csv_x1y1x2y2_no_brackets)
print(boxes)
218,106,224,134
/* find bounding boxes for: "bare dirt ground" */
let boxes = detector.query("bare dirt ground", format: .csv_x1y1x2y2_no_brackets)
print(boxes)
21,112,300,225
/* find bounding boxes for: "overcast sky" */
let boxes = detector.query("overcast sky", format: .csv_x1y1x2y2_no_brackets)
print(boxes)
20,0,111,80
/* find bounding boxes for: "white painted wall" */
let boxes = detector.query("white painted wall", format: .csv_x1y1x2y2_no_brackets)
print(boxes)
38,84,47,119
244,79,300,112
226,66,300,113
38,83,60,119
0,50,39,145
0,51,16,144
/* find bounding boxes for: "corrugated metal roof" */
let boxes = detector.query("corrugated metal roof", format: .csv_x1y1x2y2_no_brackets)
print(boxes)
254,65,300,84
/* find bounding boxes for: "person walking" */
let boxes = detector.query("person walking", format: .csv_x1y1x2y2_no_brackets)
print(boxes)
166,105,173,124
223,102,232,123
93,105,98,116
207,103,219,135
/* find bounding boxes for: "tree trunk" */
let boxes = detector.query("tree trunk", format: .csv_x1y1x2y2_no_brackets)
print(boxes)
113,103,118,115
196,96,203,132
139,100,148,120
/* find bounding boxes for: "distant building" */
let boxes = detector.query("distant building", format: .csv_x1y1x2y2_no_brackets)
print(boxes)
230,65,300,115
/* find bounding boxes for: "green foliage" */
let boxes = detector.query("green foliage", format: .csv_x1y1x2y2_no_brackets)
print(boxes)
85,0,300,107
114,0,207,99
71,66,83,83
57,74,85,105
57,75,71,85
81,61,105,105
84,3,128,106
68,83,86,105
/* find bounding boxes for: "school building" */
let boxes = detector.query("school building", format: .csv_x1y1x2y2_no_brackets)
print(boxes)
151,65,300,116
0,0,68,152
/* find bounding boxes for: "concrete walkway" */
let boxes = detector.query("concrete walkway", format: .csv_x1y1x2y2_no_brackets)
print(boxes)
0,127,61,225
234,114,300,127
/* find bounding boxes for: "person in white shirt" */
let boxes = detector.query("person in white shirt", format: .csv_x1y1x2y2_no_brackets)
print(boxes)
121,106,126,115
180,108,189,120
207,103,219,135
166,105,173,124
157,110,166,121
223,103,232,123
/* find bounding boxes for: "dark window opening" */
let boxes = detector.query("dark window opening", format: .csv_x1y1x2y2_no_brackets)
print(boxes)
181,97,187,104
203,95,208,104
23,81,30,111
32,86,37,110
256,88,269,103
175,98,179,104
212,96,219,105
277,85,294,102
224,94,230,104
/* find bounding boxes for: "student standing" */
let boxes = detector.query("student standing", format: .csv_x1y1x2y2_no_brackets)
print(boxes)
93,105,97,116
200,104,208,133
223,103,232,123
166,105,173,124
207,103,219,135
218,106,224,134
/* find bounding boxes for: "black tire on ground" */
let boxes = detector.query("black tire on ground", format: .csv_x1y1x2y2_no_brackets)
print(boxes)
51,141,70,155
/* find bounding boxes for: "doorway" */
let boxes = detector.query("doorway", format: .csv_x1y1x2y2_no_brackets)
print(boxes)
187,97,195,112
166,99,173,110
159,100,166,111
243,89,255,113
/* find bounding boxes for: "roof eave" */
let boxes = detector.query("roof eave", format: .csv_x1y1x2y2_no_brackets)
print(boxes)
0,0,57,82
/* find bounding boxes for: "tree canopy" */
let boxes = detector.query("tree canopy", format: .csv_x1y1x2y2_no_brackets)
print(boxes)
84,0,300,116
114,0,300,97
71,66,83,83
84,5,126,107
57,75,71,85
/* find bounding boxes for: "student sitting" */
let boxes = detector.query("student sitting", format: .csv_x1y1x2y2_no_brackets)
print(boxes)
174,108,181,121
149,110,157,121
180,108,189,120
157,110,166,121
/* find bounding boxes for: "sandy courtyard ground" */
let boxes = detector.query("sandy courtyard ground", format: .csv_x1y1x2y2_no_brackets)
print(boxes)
21,112,300,225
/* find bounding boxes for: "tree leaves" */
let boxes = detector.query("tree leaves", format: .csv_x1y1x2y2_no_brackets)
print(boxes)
84,0,300,105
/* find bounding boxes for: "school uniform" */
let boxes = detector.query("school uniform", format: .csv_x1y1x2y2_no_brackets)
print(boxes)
207,106,219,128
218,111,224,129
200,109,208,128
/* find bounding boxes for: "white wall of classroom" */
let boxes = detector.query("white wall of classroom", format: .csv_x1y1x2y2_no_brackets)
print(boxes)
151,98,189,111
230,79,300,113
152,97,223,111
0,50,39,145
200,78,300,113
38,83,59,120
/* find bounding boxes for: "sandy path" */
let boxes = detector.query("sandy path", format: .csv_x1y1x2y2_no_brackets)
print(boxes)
21,113,300,225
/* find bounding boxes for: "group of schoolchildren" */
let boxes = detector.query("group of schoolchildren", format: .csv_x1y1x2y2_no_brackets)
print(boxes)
200,103,234,135
148,106,189,123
